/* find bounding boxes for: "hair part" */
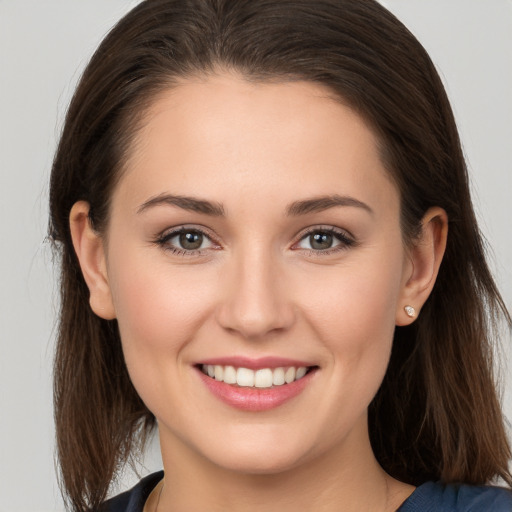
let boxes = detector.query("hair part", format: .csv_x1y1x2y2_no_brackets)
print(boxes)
49,0,511,510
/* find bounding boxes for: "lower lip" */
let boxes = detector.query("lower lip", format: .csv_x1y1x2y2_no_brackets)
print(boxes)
196,368,316,412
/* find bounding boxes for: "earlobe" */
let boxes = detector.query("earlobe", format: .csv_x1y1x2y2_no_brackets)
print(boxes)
396,207,448,326
69,201,116,320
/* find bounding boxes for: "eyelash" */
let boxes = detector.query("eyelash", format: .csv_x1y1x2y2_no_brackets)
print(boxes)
154,226,220,257
292,226,356,256
154,225,356,257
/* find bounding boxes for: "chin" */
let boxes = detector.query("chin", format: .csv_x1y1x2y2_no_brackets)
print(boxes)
194,427,315,476
212,449,306,476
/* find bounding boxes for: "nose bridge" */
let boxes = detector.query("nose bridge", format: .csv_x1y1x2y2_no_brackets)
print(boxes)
216,243,294,339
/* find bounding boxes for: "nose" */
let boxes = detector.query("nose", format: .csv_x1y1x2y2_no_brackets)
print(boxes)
215,247,296,340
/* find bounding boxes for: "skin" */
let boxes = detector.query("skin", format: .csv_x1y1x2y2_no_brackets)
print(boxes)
70,72,447,511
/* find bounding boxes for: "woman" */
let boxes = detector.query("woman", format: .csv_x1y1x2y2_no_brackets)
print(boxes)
49,0,512,510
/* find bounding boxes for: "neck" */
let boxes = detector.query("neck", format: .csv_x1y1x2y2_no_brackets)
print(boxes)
156,421,413,512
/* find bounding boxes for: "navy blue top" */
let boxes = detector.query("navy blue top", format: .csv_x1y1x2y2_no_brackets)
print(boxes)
102,471,512,511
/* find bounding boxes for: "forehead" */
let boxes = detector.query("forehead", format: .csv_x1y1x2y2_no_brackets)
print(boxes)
115,73,399,217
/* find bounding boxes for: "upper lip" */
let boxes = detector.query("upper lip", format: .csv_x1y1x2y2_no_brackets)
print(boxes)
197,356,316,370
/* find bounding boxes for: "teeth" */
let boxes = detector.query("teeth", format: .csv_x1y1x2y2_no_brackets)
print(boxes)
296,367,307,379
284,367,296,383
237,367,255,387
223,365,237,384
254,369,273,388
272,367,285,385
201,364,310,387
214,365,224,381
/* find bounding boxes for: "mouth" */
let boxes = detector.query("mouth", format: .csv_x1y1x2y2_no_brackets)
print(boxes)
198,364,315,388
195,360,318,411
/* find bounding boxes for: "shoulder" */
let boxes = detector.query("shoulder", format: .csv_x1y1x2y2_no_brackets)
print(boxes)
398,481,512,512
99,471,164,512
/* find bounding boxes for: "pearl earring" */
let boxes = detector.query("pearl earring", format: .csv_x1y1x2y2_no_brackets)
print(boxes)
404,305,416,318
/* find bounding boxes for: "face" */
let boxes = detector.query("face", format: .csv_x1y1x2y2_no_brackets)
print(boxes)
100,73,413,475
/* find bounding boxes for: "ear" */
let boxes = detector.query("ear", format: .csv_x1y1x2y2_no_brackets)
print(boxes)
69,201,116,320
396,207,448,326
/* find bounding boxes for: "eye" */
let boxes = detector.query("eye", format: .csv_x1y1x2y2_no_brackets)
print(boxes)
156,227,217,254
175,231,206,250
302,232,338,250
294,227,355,253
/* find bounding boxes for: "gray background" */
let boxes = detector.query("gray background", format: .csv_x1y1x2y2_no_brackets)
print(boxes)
1,1,510,510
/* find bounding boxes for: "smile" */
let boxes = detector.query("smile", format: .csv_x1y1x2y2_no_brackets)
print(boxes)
200,364,309,388
196,359,318,411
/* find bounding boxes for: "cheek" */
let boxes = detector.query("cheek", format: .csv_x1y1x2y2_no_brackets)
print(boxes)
106,249,223,414
300,254,402,338
295,250,404,393
107,248,218,361
299,271,399,442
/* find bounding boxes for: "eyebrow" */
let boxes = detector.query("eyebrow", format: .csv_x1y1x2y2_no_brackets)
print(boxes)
137,193,372,217
137,194,225,216
285,195,374,216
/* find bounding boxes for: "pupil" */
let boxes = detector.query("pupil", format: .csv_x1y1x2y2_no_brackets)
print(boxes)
311,232,333,250
179,231,203,250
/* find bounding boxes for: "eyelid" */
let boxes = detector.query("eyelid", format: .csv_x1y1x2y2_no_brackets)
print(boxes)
291,225,356,253
154,224,222,254
153,224,355,257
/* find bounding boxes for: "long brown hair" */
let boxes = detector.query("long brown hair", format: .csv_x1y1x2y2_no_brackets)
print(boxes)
49,0,512,510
